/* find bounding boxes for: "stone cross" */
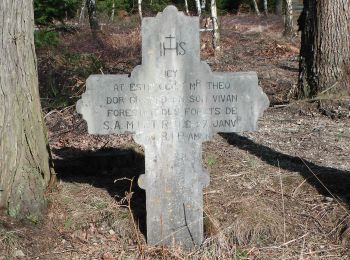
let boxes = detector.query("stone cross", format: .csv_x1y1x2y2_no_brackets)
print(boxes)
77,6,269,249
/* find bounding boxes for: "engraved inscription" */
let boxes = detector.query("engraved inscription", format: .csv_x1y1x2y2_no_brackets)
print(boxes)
160,35,186,56
77,6,269,250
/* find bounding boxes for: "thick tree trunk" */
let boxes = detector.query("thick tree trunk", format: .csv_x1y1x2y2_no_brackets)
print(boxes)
298,0,350,98
284,0,293,36
275,0,283,15
252,0,260,16
0,0,54,218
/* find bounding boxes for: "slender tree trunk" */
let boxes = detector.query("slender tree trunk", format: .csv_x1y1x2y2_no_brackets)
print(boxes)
210,0,220,50
184,0,189,15
284,0,293,36
275,0,283,15
0,0,54,218
87,0,99,32
195,0,201,17
298,0,350,98
263,0,268,15
252,0,260,16
138,0,142,19
86,0,103,45
79,0,87,24
201,0,206,9
111,0,115,21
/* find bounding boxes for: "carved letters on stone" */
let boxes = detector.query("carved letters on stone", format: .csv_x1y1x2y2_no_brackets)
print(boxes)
77,6,269,249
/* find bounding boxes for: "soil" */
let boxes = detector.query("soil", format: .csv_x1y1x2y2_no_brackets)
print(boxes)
1,13,350,259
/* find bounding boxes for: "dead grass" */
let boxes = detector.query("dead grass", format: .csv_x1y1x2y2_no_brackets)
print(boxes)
1,13,350,259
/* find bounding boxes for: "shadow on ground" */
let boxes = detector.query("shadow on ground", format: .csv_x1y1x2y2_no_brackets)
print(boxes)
53,147,147,237
53,134,350,241
221,133,350,205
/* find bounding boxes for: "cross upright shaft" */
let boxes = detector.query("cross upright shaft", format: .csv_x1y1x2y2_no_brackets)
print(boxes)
77,6,269,249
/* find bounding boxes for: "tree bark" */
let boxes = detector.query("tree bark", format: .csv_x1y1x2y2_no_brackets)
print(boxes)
201,0,206,9
0,0,54,218
298,0,350,98
184,0,189,15
79,0,87,24
263,0,268,16
86,0,104,46
86,0,99,33
284,0,293,36
195,0,201,17
138,0,142,19
275,0,283,15
210,0,220,50
252,0,260,16
111,0,115,22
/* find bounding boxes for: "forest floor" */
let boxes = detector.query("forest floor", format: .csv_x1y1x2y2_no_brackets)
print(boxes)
1,13,350,259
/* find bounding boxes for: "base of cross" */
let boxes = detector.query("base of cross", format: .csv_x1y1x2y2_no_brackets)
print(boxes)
136,137,209,249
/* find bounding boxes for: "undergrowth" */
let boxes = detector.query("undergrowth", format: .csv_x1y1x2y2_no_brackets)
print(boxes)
38,51,104,110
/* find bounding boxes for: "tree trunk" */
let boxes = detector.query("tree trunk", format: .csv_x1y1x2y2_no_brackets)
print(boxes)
284,0,293,36
275,0,283,15
111,0,115,22
210,0,220,50
252,0,260,16
263,0,268,16
184,0,189,15
201,0,206,9
138,0,142,19
86,0,104,46
86,0,99,33
298,0,350,98
0,0,54,218
195,0,201,17
79,0,87,24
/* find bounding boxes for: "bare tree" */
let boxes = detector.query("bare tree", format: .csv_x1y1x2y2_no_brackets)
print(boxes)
0,0,55,218
252,0,260,16
298,0,350,98
195,0,201,16
138,0,142,19
263,0,268,15
111,0,115,21
184,0,189,15
201,0,206,9
275,0,283,15
79,0,87,24
284,0,293,36
86,0,100,34
210,0,219,50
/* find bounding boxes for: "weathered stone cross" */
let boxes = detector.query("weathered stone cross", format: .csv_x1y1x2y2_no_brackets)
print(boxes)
77,6,269,249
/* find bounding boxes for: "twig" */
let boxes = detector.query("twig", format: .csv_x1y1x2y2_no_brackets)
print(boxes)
298,228,307,260
280,233,308,247
319,81,338,95
182,203,195,246
125,177,143,252
34,249,78,258
272,104,288,109
292,178,308,197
